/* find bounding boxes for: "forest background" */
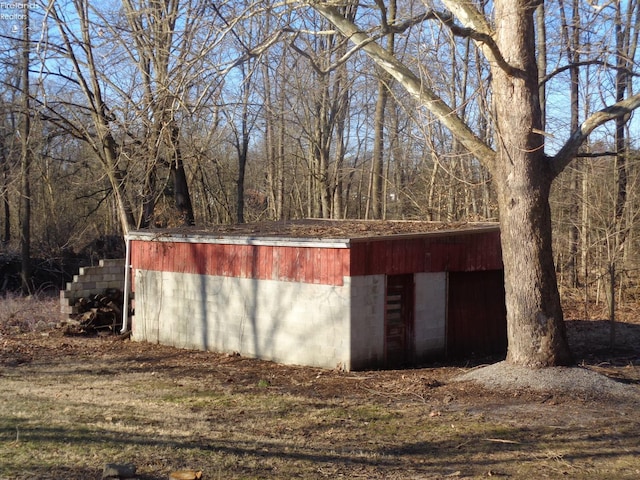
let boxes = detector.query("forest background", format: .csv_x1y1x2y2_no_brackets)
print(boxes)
1,0,639,328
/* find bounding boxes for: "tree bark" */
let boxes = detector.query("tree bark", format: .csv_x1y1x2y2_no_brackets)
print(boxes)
1,158,9,244
491,0,572,366
170,127,195,226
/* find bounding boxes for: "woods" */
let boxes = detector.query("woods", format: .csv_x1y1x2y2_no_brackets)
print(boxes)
1,1,639,367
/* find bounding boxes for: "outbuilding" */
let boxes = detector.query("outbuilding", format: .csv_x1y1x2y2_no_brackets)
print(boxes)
126,220,506,371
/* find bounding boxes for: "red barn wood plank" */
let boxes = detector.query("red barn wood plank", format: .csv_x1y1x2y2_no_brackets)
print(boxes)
447,270,507,357
349,242,365,276
323,248,333,284
187,243,197,273
251,245,261,277
301,248,310,283
242,245,250,276
160,242,171,272
338,248,349,282
271,247,281,281
198,243,209,274
183,242,193,274
314,248,324,284
222,244,232,276
305,247,316,283
265,245,275,279
328,249,339,285
371,241,387,275
208,244,220,276
282,247,295,282
300,248,311,283
320,248,329,283
167,242,177,273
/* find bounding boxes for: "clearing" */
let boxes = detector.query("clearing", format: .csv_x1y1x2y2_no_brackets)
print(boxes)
0,296,639,480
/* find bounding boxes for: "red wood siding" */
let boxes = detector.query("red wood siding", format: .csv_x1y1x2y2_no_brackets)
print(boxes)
349,230,501,276
446,270,507,357
130,228,501,289
130,240,350,286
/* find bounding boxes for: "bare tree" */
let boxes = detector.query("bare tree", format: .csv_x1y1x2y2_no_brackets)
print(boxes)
119,0,203,227
308,0,640,367
41,0,136,234
0,94,14,245
607,0,639,346
19,8,31,293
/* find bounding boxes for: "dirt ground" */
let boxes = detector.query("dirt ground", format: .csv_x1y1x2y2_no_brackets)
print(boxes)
1,300,639,479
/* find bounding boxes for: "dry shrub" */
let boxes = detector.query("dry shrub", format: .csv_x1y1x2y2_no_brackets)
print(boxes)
0,293,59,333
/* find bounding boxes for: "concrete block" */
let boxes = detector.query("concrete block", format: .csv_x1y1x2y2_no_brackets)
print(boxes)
79,266,99,276
100,259,125,268
81,281,97,291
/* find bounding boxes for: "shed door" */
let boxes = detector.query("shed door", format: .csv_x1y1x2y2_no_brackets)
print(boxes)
447,270,507,358
385,274,414,367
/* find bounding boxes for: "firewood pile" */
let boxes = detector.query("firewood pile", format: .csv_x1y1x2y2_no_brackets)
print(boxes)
64,288,124,335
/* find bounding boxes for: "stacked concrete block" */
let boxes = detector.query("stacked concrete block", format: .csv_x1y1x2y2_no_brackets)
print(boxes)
60,259,126,318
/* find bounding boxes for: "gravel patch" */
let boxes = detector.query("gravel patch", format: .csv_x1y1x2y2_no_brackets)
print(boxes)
455,361,640,400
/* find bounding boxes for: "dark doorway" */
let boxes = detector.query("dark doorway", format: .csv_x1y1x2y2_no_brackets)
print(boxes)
447,270,507,358
385,274,415,367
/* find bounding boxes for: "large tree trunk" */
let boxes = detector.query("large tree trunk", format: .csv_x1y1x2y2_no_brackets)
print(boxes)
495,170,572,366
170,127,195,226
492,0,572,367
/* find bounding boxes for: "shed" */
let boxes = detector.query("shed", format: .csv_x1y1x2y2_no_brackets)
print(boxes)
126,220,506,371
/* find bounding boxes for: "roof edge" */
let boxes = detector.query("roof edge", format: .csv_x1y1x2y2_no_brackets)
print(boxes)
125,231,352,249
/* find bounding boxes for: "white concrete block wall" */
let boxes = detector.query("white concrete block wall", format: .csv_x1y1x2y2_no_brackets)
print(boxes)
133,269,351,369
132,269,450,370
349,275,385,370
414,272,447,360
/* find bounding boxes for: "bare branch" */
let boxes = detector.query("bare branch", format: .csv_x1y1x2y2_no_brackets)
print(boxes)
551,92,640,177
290,10,432,75
310,2,496,168
440,0,522,77
540,59,639,86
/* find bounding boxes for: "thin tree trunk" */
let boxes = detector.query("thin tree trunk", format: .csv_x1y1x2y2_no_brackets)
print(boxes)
370,0,395,220
371,78,387,219
19,9,31,294
1,147,9,244
559,0,581,288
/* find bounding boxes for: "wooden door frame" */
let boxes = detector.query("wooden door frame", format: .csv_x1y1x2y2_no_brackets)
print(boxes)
384,273,415,367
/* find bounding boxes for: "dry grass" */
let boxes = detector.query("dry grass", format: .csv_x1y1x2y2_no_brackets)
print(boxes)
0,292,59,334
0,295,639,480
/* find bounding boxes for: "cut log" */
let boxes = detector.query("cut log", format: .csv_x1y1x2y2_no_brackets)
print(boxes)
63,289,124,335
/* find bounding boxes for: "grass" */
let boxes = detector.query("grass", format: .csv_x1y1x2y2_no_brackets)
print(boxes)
2,368,638,480
1,295,639,479
0,292,59,334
